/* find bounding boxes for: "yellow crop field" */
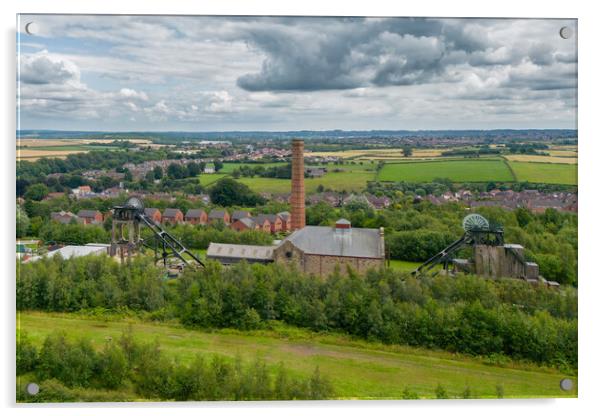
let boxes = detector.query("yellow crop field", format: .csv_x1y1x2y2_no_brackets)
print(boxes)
18,138,152,147
547,150,577,157
504,155,577,164
549,144,577,151
18,139,74,147
306,148,442,160
16,138,155,161
17,149,88,161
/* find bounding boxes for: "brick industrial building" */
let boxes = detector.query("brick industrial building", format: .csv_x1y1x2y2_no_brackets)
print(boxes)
271,219,385,276
207,139,386,276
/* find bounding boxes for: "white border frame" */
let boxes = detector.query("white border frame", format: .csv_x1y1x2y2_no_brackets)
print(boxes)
2,1,600,415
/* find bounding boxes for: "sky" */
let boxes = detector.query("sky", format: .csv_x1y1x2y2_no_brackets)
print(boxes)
17,15,577,131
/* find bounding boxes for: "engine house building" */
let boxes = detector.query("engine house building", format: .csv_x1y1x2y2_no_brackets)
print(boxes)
207,219,385,276
272,219,385,275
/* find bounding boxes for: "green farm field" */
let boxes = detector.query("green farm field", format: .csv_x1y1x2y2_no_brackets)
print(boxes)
238,170,375,193
198,173,228,186
378,159,514,183
200,168,376,194
201,157,577,192
18,311,577,399
508,161,577,185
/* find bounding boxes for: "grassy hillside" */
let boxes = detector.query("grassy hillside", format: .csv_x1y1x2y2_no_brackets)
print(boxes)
18,311,577,400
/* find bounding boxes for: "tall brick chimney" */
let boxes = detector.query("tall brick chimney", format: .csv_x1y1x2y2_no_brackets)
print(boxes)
290,139,306,230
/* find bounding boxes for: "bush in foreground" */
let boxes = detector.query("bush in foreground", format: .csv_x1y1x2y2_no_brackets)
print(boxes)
17,329,333,402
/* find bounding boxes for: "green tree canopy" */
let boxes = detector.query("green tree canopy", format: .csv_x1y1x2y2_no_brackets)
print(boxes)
209,178,266,207
24,183,49,201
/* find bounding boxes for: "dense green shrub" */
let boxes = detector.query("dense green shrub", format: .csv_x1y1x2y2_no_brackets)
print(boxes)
17,332,38,375
37,332,97,387
18,329,333,402
387,230,455,261
38,222,110,246
160,224,273,250
96,343,128,389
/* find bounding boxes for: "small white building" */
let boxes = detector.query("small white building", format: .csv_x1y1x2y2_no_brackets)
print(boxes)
25,244,110,263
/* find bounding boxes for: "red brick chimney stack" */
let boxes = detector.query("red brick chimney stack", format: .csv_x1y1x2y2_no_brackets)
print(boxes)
291,139,306,230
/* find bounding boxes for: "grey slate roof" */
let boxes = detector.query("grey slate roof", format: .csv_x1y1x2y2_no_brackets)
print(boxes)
77,210,101,218
185,208,206,218
232,210,251,221
51,211,79,224
256,214,280,224
207,243,274,261
209,209,227,219
277,211,290,220
282,225,383,258
163,208,182,218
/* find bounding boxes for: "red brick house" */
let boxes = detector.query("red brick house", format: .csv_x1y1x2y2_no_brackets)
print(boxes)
185,208,208,225
254,217,272,233
51,211,81,225
256,214,282,233
144,207,162,224
208,209,230,224
162,208,184,225
77,210,103,225
277,211,291,231
230,217,258,232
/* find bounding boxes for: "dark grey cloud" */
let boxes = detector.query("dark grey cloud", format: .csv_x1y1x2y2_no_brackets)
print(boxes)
236,27,362,91
234,17,576,93
236,18,456,91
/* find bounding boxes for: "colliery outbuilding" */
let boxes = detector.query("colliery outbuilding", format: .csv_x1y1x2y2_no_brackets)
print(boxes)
206,243,274,265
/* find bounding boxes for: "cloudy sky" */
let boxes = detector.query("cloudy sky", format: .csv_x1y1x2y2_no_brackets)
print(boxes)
17,15,577,131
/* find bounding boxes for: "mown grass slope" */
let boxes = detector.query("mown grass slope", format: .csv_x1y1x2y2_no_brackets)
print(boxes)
18,311,577,400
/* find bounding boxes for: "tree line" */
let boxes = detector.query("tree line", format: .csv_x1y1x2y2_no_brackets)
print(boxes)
232,164,292,179
17,256,577,370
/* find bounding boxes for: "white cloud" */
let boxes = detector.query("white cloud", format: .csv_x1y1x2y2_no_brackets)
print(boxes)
20,50,80,85
204,91,233,113
119,88,148,101
17,15,577,130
